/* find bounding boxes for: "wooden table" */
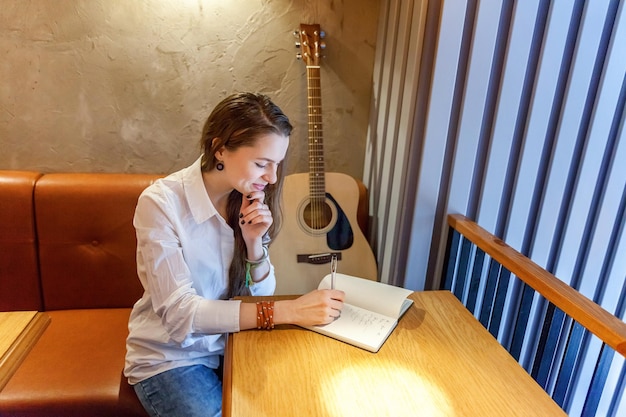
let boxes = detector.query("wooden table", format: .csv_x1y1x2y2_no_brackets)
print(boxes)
224,291,566,416
0,311,50,391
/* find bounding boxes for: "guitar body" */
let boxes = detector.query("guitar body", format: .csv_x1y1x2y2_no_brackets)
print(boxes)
271,172,378,295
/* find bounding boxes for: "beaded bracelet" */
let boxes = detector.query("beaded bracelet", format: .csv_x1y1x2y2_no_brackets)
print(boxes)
245,245,269,287
256,301,275,330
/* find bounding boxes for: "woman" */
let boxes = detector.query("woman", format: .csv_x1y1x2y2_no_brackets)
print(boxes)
125,92,345,417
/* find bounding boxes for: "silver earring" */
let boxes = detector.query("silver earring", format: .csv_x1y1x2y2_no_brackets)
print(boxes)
216,161,224,171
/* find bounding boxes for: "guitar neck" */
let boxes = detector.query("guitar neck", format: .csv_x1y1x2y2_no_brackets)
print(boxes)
307,65,326,202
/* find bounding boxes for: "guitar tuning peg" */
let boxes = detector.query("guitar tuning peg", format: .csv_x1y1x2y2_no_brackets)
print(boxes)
320,30,326,38
295,41,301,48
296,53,302,60
320,41,326,50
293,30,300,37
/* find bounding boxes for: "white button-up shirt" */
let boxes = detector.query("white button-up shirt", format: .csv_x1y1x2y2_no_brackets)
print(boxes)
125,156,275,384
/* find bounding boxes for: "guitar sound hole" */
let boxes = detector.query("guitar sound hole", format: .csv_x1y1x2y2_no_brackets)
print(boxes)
303,201,333,230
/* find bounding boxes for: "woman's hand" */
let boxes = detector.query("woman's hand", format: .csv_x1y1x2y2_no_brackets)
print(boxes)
275,289,345,327
239,191,272,247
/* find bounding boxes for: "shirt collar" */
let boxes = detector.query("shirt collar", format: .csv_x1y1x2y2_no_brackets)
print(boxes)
183,156,218,224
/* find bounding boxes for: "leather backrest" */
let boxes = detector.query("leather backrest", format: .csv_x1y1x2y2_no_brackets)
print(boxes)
34,173,161,310
0,171,43,311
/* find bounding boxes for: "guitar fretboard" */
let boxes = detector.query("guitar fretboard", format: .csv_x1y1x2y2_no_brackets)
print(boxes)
307,66,326,203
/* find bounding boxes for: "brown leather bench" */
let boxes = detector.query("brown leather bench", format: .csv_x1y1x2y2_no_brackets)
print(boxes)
0,171,42,312
0,171,160,417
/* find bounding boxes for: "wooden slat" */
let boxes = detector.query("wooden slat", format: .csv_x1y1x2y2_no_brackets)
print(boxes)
467,247,485,313
448,214,626,356
490,269,511,336
553,322,585,406
454,237,472,299
509,284,535,360
581,344,616,416
442,228,460,291
479,259,501,330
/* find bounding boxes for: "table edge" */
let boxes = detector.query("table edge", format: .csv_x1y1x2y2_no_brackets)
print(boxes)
0,312,51,391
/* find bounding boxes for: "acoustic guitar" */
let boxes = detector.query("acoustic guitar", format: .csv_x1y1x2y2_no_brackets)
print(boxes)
271,23,378,295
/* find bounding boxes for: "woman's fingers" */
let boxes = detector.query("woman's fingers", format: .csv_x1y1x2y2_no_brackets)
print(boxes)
240,203,272,225
240,193,271,225
294,289,345,326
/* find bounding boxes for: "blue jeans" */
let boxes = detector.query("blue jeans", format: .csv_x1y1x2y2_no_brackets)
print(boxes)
134,364,222,417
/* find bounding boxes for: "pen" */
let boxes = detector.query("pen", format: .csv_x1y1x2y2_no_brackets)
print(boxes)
330,254,337,290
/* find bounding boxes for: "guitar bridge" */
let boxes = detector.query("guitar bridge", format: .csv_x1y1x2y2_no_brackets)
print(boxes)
297,252,342,265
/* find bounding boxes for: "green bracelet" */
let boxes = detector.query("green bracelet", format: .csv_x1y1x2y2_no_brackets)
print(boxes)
245,245,269,287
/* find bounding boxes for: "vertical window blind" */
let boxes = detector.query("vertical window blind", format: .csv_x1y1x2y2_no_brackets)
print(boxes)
364,0,625,415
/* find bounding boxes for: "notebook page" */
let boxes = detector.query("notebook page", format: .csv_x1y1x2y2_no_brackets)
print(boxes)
318,273,413,318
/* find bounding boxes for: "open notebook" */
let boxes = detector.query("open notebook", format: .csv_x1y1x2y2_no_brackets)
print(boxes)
301,273,413,352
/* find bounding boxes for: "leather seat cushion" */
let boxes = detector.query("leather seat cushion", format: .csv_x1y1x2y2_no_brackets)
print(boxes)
0,308,147,417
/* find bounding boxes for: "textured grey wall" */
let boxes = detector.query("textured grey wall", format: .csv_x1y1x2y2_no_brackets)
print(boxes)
0,0,379,178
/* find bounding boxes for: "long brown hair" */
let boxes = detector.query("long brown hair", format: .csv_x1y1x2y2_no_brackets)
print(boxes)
200,92,293,298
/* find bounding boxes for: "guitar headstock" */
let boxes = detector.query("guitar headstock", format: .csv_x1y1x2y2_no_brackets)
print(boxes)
294,23,326,66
